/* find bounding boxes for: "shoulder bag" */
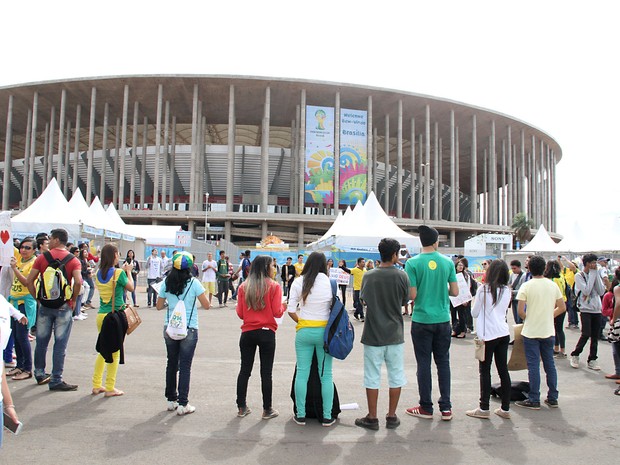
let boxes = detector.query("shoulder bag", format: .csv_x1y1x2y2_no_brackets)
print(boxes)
473,286,486,362
113,269,142,335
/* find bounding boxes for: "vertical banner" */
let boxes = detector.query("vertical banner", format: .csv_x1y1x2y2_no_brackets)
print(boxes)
339,109,368,205
305,105,335,204
0,212,13,266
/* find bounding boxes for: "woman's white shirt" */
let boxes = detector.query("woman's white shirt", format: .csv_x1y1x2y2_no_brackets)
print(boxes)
287,273,332,321
471,285,511,341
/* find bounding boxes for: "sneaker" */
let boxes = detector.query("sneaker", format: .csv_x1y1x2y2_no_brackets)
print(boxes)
385,415,400,429
465,408,490,419
544,399,559,408
354,415,379,430
405,406,433,419
293,416,306,425
587,360,601,371
177,404,196,416
49,381,78,391
167,400,179,411
570,355,579,368
440,410,453,421
262,408,279,420
354,314,360,321
36,373,51,385
494,408,511,419
515,399,541,410
237,406,251,417
322,417,337,427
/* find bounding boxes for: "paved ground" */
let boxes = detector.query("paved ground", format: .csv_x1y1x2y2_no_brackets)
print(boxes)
2,288,618,464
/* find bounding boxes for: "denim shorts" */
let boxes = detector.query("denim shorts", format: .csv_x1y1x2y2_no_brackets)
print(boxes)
363,343,407,389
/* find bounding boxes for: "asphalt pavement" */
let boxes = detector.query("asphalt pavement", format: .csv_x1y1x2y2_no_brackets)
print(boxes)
1,288,618,464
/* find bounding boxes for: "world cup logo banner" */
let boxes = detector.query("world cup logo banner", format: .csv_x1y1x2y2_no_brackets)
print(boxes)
304,106,368,206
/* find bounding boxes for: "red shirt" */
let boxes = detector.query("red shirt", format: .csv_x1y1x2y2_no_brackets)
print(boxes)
33,248,82,282
235,279,284,333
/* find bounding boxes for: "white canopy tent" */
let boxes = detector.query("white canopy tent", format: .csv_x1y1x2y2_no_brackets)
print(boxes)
520,224,561,253
12,179,88,239
103,203,181,246
308,192,421,253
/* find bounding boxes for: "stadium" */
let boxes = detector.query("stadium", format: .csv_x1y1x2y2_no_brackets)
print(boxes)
0,75,561,247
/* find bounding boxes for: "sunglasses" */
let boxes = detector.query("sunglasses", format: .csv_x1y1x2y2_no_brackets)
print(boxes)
20,245,33,250
482,262,488,266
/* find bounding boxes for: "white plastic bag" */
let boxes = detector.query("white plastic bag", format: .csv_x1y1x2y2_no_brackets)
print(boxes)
166,300,188,340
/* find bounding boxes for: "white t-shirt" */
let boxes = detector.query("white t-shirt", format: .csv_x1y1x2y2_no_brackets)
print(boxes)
471,285,511,341
287,273,332,321
147,256,163,279
201,259,217,282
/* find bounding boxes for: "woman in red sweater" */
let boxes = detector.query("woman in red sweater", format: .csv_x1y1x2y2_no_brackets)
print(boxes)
235,255,285,420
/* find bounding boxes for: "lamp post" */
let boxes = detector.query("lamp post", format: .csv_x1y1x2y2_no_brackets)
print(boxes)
205,192,209,243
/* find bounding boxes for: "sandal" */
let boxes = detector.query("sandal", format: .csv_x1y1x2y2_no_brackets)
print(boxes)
7,367,22,377
104,388,124,397
12,371,32,380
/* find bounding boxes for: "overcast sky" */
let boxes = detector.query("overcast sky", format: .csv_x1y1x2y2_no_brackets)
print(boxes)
2,1,618,236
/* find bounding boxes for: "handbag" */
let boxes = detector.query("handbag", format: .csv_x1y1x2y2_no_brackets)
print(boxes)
474,286,486,362
607,318,620,343
112,270,142,335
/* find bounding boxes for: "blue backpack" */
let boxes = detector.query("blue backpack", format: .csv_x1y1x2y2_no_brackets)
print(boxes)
323,279,355,360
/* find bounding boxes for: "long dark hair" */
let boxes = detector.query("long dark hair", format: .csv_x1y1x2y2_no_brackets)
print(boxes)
125,249,135,263
99,244,118,279
165,267,193,296
543,260,561,280
243,255,274,310
301,252,327,304
484,259,509,305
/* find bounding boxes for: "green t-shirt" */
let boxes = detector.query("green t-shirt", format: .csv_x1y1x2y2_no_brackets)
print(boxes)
359,266,410,346
217,258,229,282
96,268,129,314
405,251,457,324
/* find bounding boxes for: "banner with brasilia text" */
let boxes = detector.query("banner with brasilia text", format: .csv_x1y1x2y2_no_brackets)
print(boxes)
339,108,368,205
304,105,335,204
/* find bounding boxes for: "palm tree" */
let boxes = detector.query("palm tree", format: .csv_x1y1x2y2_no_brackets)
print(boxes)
511,213,534,247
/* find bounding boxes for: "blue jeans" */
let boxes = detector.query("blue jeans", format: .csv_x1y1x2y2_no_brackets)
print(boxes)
353,290,364,318
612,341,620,376
84,276,95,304
147,278,159,306
523,335,558,403
164,327,198,406
411,321,452,413
12,304,32,372
34,304,74,386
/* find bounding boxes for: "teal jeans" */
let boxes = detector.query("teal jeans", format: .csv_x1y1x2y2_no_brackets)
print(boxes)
294,326,334,420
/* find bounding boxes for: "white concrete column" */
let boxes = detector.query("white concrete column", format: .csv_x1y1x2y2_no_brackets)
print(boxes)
161,100,170,209
260,87,271,213
417,134,423,219
501,140,507,226
153,84,163,210
2,95,13,210
410,118,415,219
129,102,139,207
299,90,306,214
112,117,120,205
519,130,525,214
433,122,439,220
42,123,49,186
27,92,38,206
46,108,56,182
85,88,95,202
367,96,373,197
455,125,460,222
373,127,378,194
506,126,513,224
140,116,147,206
450,110,455,222
424,105,431,221
489,120,497,224
118,84,129,209
483,149,488,224
226,85,236,213
169,117,177,207
63,120,70,197
100,103,109,201
21,108,32,208
190,84,199,209
71,105,82,195
470,115,477,223
396,100,403,218
57,90,67,190
384,114,390,213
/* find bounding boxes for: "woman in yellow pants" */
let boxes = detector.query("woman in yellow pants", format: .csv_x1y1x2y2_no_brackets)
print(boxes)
92,244,134,397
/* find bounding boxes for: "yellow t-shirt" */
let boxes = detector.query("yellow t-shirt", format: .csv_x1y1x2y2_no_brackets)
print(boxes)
516,277,562,339
10,256,36,301
562,268,576,287
294,262,304,277
350,266,367,291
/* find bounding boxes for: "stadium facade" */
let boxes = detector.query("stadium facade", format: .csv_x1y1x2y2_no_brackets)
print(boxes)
0,75,561,247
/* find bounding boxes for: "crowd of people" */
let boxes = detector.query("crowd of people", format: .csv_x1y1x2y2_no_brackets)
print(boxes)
1,224,619,447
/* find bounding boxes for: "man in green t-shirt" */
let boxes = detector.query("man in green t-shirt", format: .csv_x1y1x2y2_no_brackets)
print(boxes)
404,225,458,421
355,238,410,431
216,251,230,307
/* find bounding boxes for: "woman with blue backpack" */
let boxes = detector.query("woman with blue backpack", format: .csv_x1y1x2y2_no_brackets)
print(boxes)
287,252,336,427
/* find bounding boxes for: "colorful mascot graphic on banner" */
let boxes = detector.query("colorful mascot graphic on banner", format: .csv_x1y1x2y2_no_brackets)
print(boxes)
305,106,335,205
339,109,368,205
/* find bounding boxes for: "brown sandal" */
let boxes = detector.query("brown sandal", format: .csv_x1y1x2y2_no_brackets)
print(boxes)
12,371,32,380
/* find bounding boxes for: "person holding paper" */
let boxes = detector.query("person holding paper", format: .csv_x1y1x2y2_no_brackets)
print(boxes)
450,260,476,339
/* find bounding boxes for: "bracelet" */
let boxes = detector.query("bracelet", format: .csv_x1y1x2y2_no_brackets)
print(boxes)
3,404,15,409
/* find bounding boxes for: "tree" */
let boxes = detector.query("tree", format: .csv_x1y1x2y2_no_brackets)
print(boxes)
511,213,534,247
